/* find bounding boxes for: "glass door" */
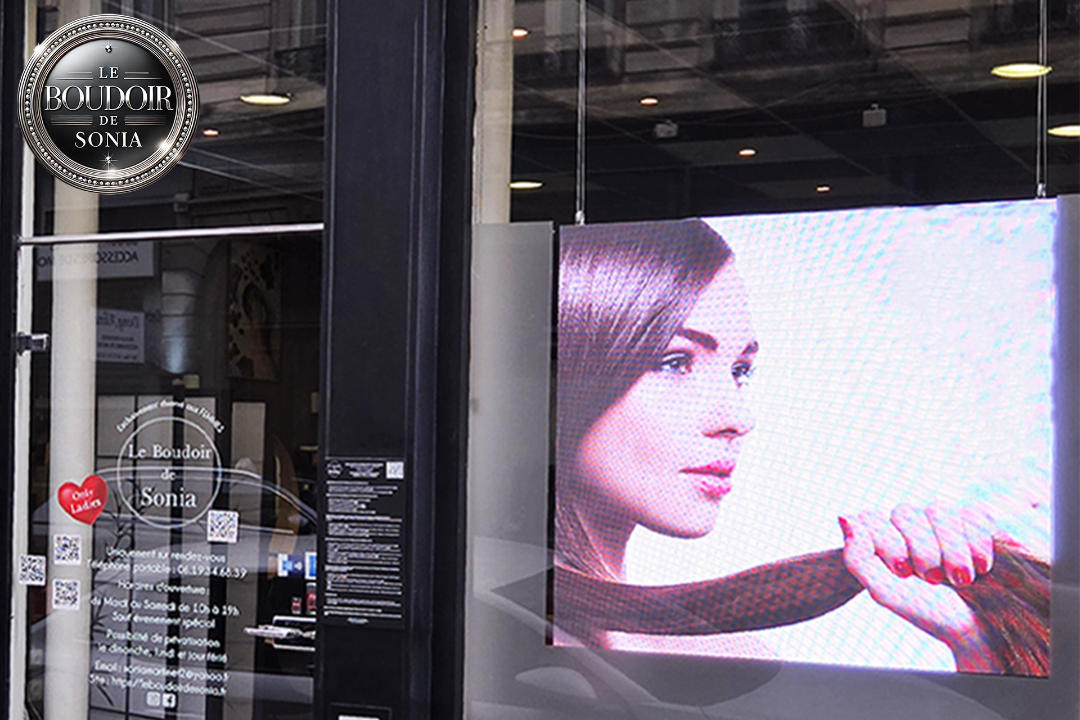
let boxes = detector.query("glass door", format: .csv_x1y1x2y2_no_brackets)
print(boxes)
13,230,322,720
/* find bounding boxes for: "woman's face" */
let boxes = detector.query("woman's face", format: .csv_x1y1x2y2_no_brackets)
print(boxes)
574,261,757,539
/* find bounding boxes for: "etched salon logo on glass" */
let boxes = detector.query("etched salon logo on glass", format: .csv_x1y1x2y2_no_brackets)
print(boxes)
19,14,198,193
111,403,224,528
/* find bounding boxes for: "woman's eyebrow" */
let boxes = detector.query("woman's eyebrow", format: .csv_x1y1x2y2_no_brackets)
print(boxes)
675,332,758,357
675,328,718,351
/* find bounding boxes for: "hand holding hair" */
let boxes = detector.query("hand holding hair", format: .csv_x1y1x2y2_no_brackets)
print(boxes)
555,537,1048,675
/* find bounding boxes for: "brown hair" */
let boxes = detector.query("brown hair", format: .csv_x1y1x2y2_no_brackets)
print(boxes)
554,538,1050,674
555,219,733,576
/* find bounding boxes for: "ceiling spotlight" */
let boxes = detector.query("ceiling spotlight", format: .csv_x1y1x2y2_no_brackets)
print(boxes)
639,96,659,106
202,128,220,138
1049,124,1080,138
738,148,757,157
512,27,529,39
816,185,831,194
240,93,291,106
991,63,1052,79
509,180,543,190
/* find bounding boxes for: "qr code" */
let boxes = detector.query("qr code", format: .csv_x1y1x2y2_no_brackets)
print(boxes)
206,510,239,544
53,534,82,565
52,579,80,611
18,555,46,586
385,461,405,479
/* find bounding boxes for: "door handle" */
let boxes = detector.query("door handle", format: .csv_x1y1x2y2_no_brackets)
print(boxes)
15,333,49,354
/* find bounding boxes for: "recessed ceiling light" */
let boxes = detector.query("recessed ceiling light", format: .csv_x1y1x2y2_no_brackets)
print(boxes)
202,128,220,137
512,27,529,39
738,148,757,157
639,96,659,106
991,63,1052,79
1049,124,1080,138
509,180,543,190
240,93,291,106
816,185,831,193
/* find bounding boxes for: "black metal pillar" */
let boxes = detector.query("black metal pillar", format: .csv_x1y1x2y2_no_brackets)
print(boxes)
316,0,464,717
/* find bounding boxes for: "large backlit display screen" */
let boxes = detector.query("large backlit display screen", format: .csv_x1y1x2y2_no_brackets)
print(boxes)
552,200,1055,676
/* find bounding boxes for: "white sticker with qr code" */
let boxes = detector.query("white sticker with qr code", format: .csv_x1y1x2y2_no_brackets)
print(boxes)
385,461,404,479
53,534,82,565
207,510,239,544
52,579,80,610
18,555,46,586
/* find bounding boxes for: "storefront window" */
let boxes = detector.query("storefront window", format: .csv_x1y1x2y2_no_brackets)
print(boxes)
15,232,321,720
30,0,325,236
479,0,1078,225
10,5,326,717
466,0,1079,718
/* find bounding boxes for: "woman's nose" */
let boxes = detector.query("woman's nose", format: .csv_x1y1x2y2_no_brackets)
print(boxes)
702,375,755,438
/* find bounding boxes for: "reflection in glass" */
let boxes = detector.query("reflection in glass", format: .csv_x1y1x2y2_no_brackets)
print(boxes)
32,0,326,235
484,0,1079,225
22,234,321,720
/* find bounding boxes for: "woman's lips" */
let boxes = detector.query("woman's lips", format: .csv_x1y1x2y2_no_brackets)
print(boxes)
681,463,735,499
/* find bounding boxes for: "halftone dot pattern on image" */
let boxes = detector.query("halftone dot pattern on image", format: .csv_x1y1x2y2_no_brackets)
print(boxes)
573,201,1057,671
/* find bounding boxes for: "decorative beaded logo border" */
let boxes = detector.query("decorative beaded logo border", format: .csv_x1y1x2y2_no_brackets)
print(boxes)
18,14,199,194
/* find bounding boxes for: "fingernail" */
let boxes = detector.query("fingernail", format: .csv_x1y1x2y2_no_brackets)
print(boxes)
951,567,972,587
973,552,991,575
894,559,914,578
838,516,853,540
925,567,946,585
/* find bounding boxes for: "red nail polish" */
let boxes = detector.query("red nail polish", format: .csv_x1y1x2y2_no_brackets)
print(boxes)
973,552,990,575
952,567,972,587
838,516,853,540
894,559,914,578
925,567,946,585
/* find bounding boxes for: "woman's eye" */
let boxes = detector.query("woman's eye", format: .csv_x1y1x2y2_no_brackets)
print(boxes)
657,352,693,375
732,362,755,385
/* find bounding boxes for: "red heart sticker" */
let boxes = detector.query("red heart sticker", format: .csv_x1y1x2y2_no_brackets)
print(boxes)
58,475,108,525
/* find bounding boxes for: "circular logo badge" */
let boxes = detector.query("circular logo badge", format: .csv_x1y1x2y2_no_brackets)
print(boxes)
19,14,199,194
113,416,223,529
